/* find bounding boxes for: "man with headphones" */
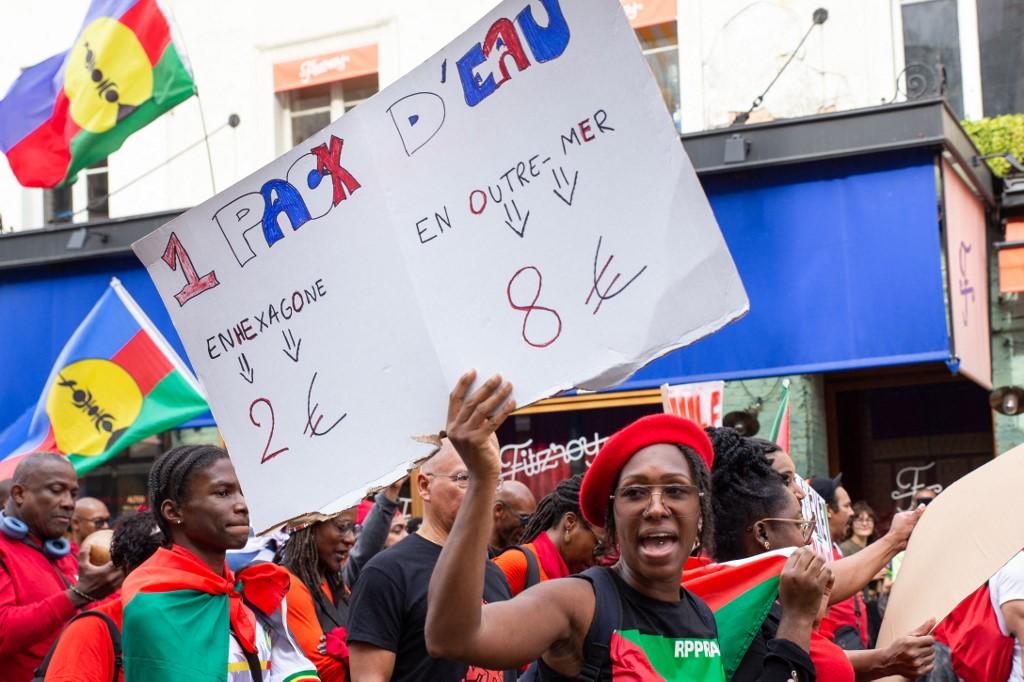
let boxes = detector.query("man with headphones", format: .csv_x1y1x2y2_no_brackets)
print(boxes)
0,452,122,681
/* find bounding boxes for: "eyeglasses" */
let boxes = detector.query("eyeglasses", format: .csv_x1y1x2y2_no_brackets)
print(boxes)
496,500,531,526
609,484,703,515
85,516,110,527
332,519,356,535
912,496,934,506
750,511,817,543
423,472,471,488
853,516,874,525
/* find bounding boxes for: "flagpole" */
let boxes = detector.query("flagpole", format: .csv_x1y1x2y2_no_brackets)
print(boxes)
159,0,217,194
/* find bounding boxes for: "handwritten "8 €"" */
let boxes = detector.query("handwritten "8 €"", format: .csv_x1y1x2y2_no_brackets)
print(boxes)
506,266,562,348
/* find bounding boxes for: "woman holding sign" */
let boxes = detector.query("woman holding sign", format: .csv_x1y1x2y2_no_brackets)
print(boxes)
426,371,829,680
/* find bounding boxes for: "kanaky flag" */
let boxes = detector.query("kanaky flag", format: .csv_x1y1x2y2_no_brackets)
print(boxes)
682,548,795,680
770,381,790,453
0,0,194,188
0,278,207,478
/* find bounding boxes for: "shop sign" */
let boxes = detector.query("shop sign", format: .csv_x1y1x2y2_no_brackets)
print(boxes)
500,432,608,479
943,161,992,389
889,461,943,512
273,45,378,92
660,380,723,428
619,0,675,28
133,0,746,531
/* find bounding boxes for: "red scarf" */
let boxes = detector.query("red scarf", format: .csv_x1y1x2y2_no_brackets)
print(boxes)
532,531,570,579
122,545,289,653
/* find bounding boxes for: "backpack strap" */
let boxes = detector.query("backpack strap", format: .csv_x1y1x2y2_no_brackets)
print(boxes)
511,545,542,591
33,610,122,682
577,567,622,682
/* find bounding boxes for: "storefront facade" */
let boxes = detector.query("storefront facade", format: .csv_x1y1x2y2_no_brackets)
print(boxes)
0,98,1003,523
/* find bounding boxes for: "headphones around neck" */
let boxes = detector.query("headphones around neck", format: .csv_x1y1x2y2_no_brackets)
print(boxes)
0,512,72,560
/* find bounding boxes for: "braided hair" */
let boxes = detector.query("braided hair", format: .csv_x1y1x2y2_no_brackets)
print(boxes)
601,446,714,557
707,427,791,561
110,510,162,572
148,444,229,546
279,523,346,618
521,474,584,543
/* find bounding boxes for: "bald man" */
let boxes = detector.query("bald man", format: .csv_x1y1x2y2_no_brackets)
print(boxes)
347,441,515,682
71,497,111,549
0,452,121,680
489,480,537,556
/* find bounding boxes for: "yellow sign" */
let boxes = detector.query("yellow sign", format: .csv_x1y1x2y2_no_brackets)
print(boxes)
65,18,153,133
46,359,143,456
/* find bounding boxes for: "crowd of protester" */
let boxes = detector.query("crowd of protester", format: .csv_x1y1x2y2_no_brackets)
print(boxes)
0,370,1020,680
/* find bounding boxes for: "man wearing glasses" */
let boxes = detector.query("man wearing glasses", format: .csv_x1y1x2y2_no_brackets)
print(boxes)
70,496,110,549
347,440,517,682
488,480,536,557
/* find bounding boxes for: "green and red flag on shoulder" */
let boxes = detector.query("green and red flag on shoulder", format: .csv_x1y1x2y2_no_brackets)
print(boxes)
0,278,208,479
122,545,320,681
0,0,194,188
682,547,797,680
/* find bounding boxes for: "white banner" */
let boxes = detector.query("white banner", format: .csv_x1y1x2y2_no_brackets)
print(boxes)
133,0,748,531
660,380,725,428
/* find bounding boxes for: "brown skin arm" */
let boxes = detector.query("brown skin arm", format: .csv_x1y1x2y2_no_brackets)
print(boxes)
425,371,594,669
829,506,924,604
348,643,395,682
845,619,935,680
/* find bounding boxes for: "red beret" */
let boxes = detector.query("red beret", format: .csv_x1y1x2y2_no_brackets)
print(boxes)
580,414,714,527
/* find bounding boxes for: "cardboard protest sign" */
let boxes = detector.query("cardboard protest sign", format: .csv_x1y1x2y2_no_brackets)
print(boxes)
661,381,725,428
795,477,832,561
132,0,748,531
875,444,1024,669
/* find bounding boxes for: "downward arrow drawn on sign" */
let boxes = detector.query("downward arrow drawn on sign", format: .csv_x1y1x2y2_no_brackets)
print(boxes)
503,199,530,238
282,329,302,363
238,353,254,384
552,167,579,206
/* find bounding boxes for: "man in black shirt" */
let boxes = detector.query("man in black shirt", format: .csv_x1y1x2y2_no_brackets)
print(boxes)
347,440,515,681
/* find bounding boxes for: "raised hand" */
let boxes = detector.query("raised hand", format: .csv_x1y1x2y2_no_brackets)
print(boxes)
885,504,926,551
446,370,515,479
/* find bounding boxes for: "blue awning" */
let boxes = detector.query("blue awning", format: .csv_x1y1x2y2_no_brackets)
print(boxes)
621,149,950,390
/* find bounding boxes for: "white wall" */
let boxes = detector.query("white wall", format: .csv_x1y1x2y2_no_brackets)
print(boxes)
0,0,915,232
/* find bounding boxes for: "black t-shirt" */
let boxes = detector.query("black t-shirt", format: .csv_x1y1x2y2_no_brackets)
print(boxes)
346,532,515,682
537,567,726,681
732,602,816,682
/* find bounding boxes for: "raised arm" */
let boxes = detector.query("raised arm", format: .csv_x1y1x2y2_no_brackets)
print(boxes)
829,506,924,604
343,481,403,589
425,371,592,670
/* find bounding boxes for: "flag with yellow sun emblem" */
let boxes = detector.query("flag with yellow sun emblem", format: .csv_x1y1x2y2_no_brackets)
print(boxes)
0,0,194,188
0,279,208,478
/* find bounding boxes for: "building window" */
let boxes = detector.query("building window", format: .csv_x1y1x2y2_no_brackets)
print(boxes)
41,157,109,224
901,0,964,117
43,185,73,224
977,0,1024,117
636,21,681,132
285,74,379,148
83,158,109,221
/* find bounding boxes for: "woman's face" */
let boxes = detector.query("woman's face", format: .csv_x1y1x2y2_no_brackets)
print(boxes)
768,450,805,503
559,512,601,574
613,444,700,581
315,512,357,573
852,512,874,539
755,487,809,552
175,457,250,553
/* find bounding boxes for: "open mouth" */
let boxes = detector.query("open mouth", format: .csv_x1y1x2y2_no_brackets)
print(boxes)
638,531,679,559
